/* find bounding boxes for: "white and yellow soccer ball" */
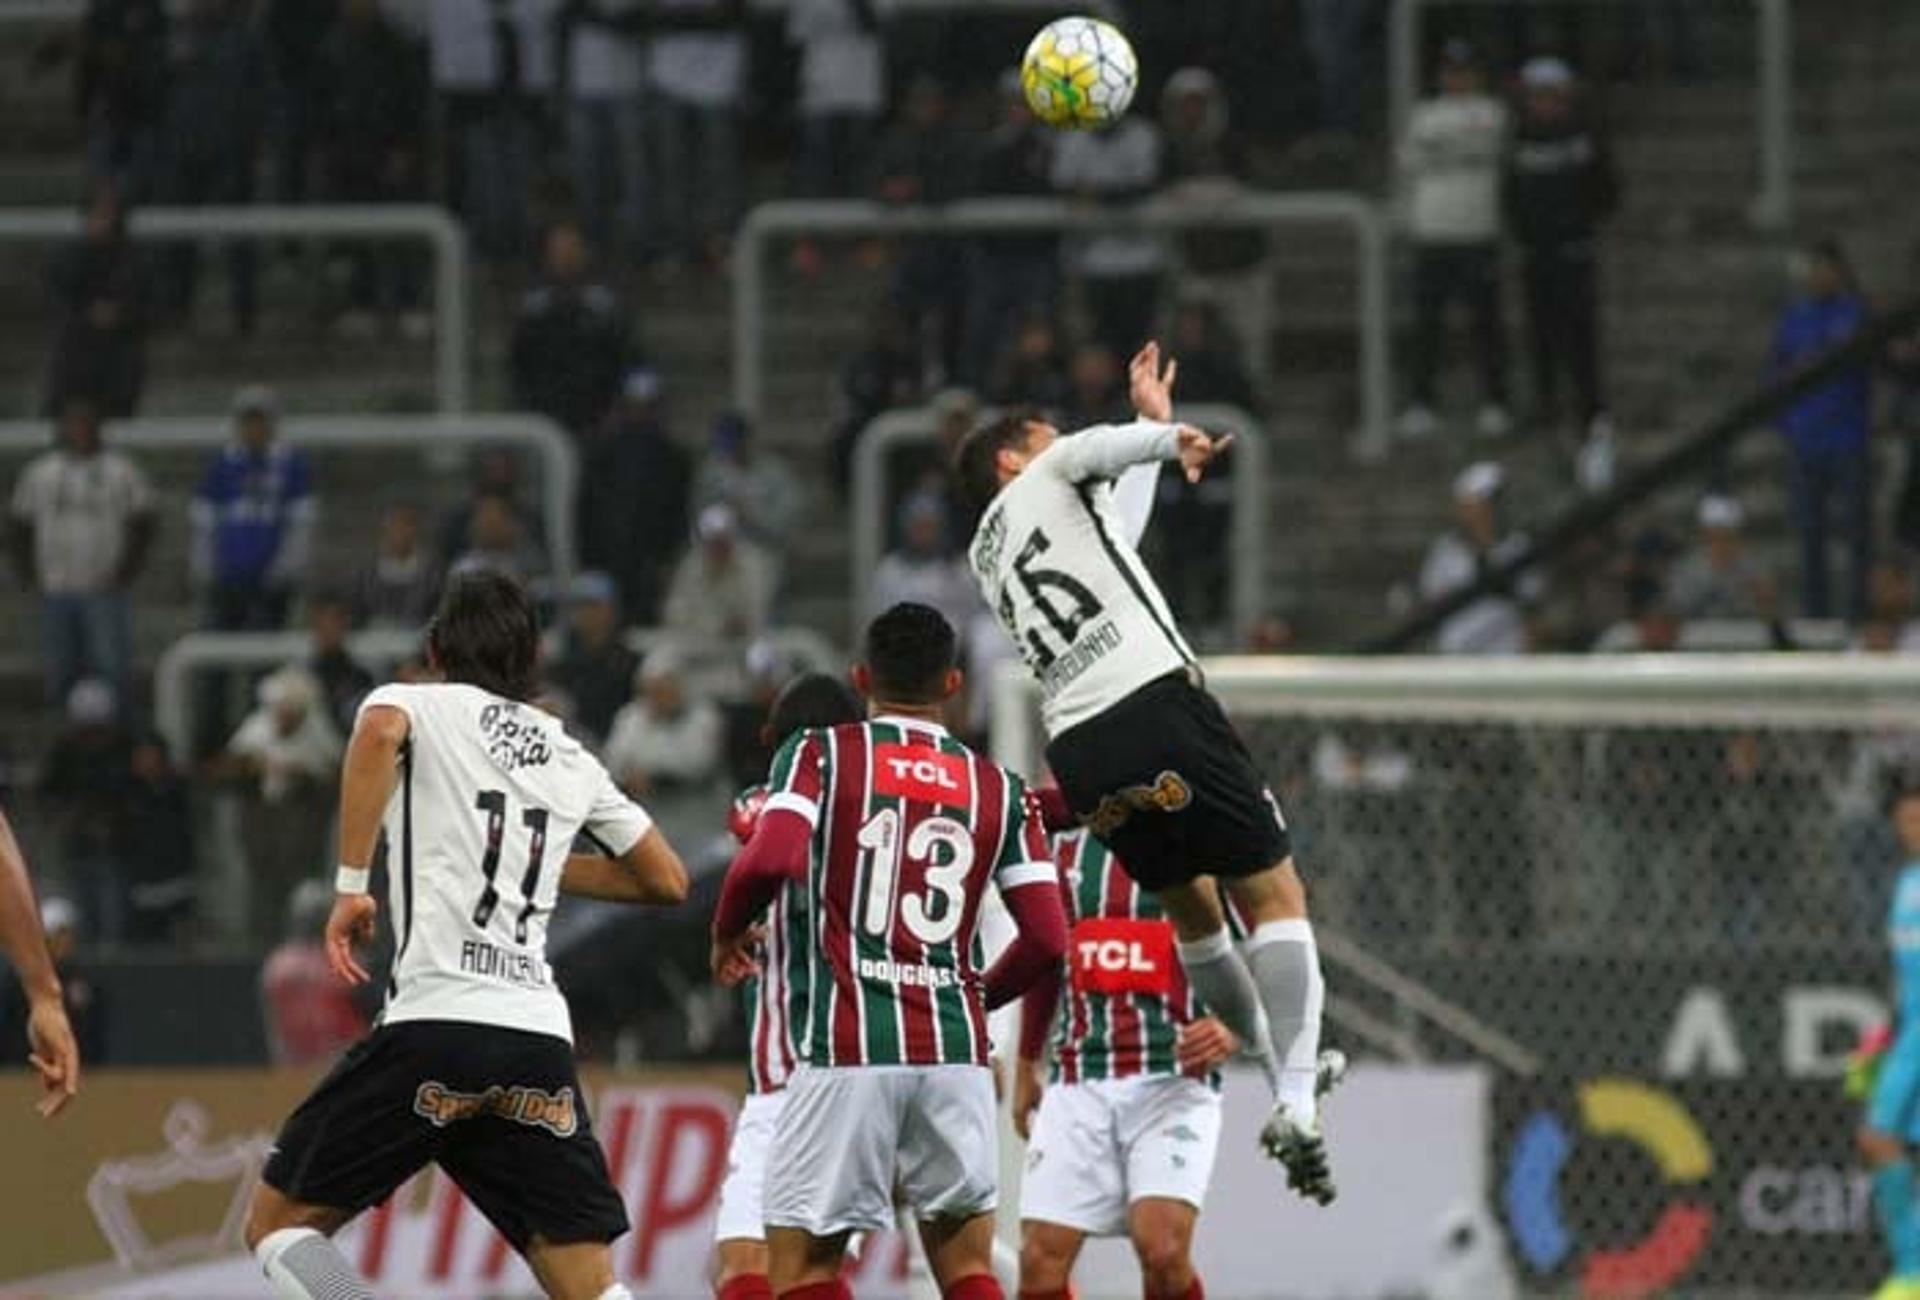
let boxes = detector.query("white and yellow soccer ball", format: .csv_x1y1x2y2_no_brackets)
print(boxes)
1020,15,1139,130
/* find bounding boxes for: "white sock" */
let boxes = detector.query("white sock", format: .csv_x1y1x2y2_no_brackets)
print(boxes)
1244,918,1326,1126
255,1226,373,1300
1176,927,1278,1090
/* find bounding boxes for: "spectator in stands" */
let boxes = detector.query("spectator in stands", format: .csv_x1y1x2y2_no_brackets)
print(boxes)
1504,57,1619,489
695,412,801,557
223,665,340,940
1166,299,1256,407
603,645,724,796
987,310,1071,411
158,0,265,337
1051,106,1165,355
41,679,134,943
1865,563,1920,650
963,69,1059,382
1416,461,1540,655
871,489,974,629
510,219,637,438
448,491,546,580
1627,598,1682,652
261,879,371,1065
439,447,542,560
261,0,337,205
646,0,747,268
1158,68,1265,346
314,0,431,337
192,386,315,633
1398,40,1511,443
1770,238,1874,622
832,303,925,491
663,504,775,641
425,0,550,261
305,590,373,737
579,367,690,623
1060,342,1130,431
1667,495,1778,622
875,75,969,385
722,638,801,786
0,897,106,1067
353,500,440,629
118,733,195,942
45,185,149,419
75,0,169,202
1705,730,1804,948
548,571,639,744
1300,0,1377,137
562,4,645,261
787,0,886,218
8,398,156,704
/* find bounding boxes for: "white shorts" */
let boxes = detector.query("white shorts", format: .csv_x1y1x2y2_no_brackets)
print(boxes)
714,1089,786,1245
763,1064,999,1236
1020,1074,1223,1237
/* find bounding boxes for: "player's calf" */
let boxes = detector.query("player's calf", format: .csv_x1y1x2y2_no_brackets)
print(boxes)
1018,1219,1085,1299
245,1186,369,1300
715,1239,774,1300
1128,1197,1201,1300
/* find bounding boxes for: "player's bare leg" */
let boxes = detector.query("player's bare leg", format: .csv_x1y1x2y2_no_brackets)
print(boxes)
1128,1198,1201,1300
768,1225,856,1299
243,1184,367,1300
917,1212,1007,1299
524,1236,633,1299
1017,1219,1086,1299
715,1238,773,1300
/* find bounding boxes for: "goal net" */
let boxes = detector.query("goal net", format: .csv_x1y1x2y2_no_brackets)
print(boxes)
993,654,1920,1297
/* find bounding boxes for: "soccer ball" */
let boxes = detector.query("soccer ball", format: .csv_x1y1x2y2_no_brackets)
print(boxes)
1020,16,1139,130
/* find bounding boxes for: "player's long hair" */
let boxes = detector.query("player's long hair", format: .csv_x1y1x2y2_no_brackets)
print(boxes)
766,672,863,747
426,568,540,701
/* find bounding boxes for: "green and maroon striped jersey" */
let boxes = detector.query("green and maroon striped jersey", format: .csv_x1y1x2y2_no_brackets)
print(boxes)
765,715,1054,1068
732,784,811,1095
1050,828,1217,1087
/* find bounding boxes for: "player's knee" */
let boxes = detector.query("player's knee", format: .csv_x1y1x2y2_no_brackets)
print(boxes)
1018,1231,1073,1291
1225,859,1308,924
1128,1218,1192,1288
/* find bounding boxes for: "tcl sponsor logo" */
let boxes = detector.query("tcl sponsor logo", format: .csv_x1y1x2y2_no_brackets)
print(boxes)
873,745,972,809
1069,918,1175,997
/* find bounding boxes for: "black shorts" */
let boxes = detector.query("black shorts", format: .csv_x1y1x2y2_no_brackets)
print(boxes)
1045,672,1291,891
263,1020,628,1251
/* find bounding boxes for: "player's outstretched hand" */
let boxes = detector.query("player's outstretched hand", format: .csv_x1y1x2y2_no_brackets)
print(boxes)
1176,1016,1238,1075
1174,425,1233,483
26,994,78,1118
1012,1056,1045,1141
710,924,765,987
1129,340,1179,423
326,894,379,987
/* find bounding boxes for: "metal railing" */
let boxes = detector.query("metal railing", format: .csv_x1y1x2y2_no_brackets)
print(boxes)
154,625,846,762
733,194,1392,452
850,402,1270,643
1388,0,1794,229
0,204,470,410
0,409,575,570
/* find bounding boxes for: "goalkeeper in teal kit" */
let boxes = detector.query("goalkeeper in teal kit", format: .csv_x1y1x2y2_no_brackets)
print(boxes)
1859,782,1920,1300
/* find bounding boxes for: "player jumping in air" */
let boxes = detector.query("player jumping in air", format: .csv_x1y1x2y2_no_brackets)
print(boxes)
244,569,692,1300
711,602,1070,1300
1860,780,1920,1300
711,672,867,1300
955,341,1335,1202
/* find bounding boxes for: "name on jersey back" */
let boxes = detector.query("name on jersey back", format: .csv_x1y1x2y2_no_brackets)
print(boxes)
1039,617,1122,698
460,938,551,988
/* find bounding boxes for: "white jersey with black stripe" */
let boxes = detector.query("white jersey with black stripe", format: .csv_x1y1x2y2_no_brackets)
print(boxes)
967,422,1197,737
361,683,654,1044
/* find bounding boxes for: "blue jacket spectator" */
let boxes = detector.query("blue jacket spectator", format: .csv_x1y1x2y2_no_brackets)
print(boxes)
1768,241,1873,621
192,385,315,631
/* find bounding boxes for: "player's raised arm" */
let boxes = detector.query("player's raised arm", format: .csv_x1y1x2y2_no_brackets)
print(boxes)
328,702,410,987
0,810,77,1117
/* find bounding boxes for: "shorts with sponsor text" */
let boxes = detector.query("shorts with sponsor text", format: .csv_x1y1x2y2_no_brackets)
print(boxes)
1047,672,1291,890
1020,1073,1222,1236
262,1020,627,1250
763,1064,998,1235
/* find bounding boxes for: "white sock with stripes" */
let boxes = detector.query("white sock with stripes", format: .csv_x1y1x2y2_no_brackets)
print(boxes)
255,1227,373,1300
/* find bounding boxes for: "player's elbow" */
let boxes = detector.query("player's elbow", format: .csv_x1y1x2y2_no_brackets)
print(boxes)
624,829,690,905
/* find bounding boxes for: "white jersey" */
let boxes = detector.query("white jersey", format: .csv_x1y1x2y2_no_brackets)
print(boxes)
362,683,654,1043
967,422,1196,737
